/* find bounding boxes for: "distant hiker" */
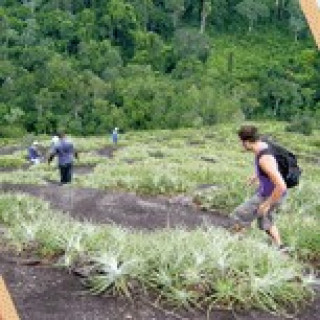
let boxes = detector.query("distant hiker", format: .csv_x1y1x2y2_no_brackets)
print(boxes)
112,127,118,145
232,125,300,251
48,132,79,185
28,141,42,165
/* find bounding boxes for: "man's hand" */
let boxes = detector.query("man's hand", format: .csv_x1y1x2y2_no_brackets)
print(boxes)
258,201,271,216
48,154,54,164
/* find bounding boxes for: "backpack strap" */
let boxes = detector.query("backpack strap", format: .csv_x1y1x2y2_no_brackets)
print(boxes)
257,148,273,177
257,148,272,161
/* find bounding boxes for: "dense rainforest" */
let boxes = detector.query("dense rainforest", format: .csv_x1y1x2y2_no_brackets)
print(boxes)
0,0,319,136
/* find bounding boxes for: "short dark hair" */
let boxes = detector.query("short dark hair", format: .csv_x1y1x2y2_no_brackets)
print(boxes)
238,125,260,142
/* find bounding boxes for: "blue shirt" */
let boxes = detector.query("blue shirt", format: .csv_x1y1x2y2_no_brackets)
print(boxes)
28,146,40,160
112,131,118,143
53,139,75,166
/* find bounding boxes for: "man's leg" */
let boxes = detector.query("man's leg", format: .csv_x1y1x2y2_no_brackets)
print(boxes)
265,225,282,247
231,194,262,231
59,166,63,183
60,165,68,184
258,204,285,248
66,163,72,183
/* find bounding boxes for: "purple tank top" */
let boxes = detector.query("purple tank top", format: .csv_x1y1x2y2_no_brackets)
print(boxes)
255,152,275,197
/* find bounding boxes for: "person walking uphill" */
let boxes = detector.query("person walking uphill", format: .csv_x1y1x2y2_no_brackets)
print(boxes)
48,132,78,185
112,127,118,145
232,125,301,251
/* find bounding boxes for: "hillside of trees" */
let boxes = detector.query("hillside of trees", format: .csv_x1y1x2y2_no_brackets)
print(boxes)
0,0,319,136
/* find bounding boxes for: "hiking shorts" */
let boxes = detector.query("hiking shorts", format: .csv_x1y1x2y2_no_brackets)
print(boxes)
232,194,285,231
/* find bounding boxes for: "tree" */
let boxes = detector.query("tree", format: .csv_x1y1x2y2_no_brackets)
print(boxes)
37,9,75,42
34,88,56,133
261,76,303,118
4,107,25,125
76,9,95,42
0,105,26,137
164,0,185,29
105,0,138,57
77,40,122,78
236,0,270,32
172,57,203,79
200,0,212,34
289,16,306,42
132,30,170,71
173,28,211,62
233,82,261,119
22,0,43,14
20,18,39,47
128,0,153,31
18,45,53,71
0,9,20,57
1,0,320,135
287,0,306,42
43,54,89,131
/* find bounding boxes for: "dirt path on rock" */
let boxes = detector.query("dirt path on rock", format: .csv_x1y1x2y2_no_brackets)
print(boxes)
0,252,319,320
0,164,30,172
0,183,319,320
96,145,119,158
0,183,231,230
0,146,22,156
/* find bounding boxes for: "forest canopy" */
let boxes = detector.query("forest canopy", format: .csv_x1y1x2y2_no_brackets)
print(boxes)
0,0,319,136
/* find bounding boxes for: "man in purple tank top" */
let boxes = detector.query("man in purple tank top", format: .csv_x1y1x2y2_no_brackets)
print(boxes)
232,125,287,251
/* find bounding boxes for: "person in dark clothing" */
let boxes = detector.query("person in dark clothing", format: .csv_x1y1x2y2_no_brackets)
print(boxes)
28,141,42,165
48,132,78,184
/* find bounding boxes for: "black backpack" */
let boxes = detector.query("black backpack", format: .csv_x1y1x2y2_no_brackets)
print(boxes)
258,140,302,188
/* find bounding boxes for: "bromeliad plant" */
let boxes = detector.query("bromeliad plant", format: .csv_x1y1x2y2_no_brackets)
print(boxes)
86,252,143,297
0,123,320,316
0,193,315,316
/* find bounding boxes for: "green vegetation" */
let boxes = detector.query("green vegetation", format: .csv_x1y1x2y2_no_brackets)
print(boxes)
286,114,315,136
0,122,319,316
1,0,319,315
0,193,314,315
0,154,25,168
0,1,319,136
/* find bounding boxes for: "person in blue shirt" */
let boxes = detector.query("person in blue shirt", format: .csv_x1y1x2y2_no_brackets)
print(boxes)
28,141,42,165
112,127,118,145
48,132,79,184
